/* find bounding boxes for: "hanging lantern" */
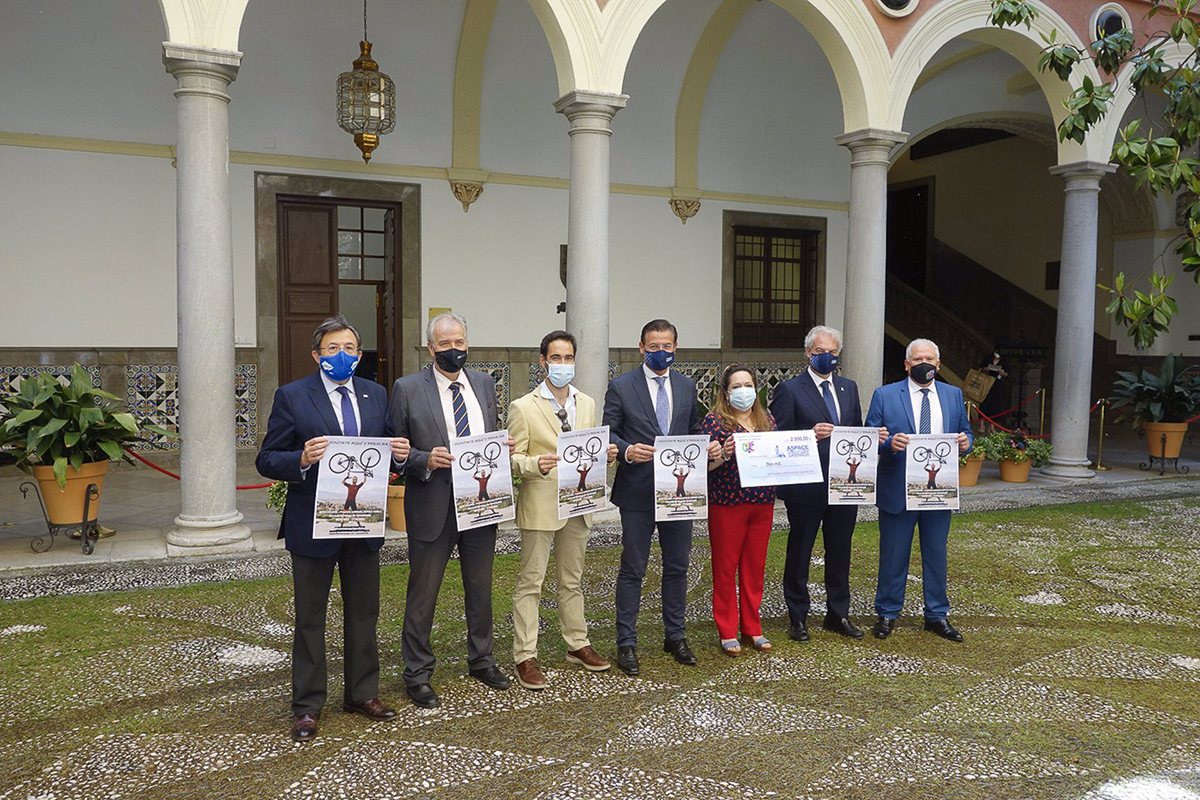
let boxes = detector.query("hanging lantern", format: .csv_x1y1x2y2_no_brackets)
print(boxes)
336,1,396,163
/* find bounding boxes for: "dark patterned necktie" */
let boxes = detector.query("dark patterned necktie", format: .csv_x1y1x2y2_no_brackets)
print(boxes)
820,381,838,424
919,388,931,435
336,386,358,436
449,382,471,437
654,376,670,435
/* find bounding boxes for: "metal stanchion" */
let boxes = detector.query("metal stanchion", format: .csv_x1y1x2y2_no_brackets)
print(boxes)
1038,388,1047,437
1091,398,1111,471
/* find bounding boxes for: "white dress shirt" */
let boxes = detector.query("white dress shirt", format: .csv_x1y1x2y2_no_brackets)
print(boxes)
539,380,578,429
319,372,361,434
807,368,841,423
907,378,944,434
642,363,673,421
434,366,485,439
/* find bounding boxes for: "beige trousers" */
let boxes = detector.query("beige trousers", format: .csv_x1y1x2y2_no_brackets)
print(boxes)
511,516,591,663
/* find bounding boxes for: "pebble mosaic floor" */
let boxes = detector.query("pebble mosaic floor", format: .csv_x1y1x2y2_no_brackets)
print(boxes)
0,480,1198,800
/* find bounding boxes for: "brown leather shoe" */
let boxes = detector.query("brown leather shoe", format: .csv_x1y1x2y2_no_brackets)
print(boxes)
515,658,547,690
565,645,611,672
343,697,398,721
290,714,318,742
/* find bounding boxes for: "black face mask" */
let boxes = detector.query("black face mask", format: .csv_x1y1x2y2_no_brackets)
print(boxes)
909,362,937,385
434,347,468,373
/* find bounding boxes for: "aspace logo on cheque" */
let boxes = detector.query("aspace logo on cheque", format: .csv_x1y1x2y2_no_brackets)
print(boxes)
774,443,811,458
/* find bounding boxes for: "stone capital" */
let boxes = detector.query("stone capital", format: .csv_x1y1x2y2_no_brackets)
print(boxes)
835,128,908,166
163,43,241,100
1049,160,1117,191
554,90,627,136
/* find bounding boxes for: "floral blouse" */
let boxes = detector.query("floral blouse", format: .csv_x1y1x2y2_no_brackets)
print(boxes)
701,411,777,506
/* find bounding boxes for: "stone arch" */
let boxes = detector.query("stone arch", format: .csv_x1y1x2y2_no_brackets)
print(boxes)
888,0,1107,164
157,0,250,50
671,0,889,192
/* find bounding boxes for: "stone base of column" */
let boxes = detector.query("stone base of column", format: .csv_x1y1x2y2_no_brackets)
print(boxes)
1040,458,1095,480
166,512,253,557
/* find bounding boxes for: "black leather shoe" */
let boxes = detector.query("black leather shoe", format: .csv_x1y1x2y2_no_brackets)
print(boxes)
789,620,810,642
290,713,318,742
405,683,440,709
469,665,512,690
616,646,640,676
923,619,964,642
664,637,698,666
823,615,865,640
872,616,897,639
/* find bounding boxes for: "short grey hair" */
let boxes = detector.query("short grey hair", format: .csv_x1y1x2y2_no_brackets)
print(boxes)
311,314,361,352
804,325,843,351
906,338,941,360
427,311,469,344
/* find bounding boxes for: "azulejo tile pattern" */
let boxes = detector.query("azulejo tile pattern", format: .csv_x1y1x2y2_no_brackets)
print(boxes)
670,361,719,407
751,361,809,403
125,364,258,450
0,364,101,394
419,361,511,425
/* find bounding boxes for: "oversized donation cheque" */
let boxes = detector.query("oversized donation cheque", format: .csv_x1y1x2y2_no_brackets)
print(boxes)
557,425,610,520
732,430,823,488
450,430,516,531
828,427,881,505
653,435,709,522
313,436,390,539
905,433,960,511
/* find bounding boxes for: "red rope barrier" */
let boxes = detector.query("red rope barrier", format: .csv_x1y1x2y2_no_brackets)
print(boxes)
988,389,1043,419
124,448,273,490
973,406,1052,437
1187,411,1200,424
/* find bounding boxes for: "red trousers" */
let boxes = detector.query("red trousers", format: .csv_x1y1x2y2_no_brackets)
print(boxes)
709,502,774,639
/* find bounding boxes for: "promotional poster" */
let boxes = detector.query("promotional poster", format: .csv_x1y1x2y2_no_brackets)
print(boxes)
905,434,960,511
312,436,390,539
653,435,709,522
828,427,880,505
450,430,516,531
557,425,610,520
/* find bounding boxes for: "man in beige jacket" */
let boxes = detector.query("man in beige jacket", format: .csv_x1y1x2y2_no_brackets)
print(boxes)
508,330,617,690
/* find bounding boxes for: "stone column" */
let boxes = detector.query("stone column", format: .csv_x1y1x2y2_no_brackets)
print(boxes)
553,90,627,405
162,44,252,555
1042,161,1116,479
835,129,908,402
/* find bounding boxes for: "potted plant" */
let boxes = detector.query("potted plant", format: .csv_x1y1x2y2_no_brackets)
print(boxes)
387,470,406,532
993,430,1052,483
1111,354,1200,461
0,364,174,525
959,433,992,487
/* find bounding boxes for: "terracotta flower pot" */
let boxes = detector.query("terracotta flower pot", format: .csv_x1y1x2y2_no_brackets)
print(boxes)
1143,421,1189,460
31,461,110,525
998,458,1031,483
387,484,406,532
960,456,985,487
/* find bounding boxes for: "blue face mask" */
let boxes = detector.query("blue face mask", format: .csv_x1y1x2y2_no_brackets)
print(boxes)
644,349,675,372
546,363,575,388
319,350,359,382
728,386,757,411
809,351,839,375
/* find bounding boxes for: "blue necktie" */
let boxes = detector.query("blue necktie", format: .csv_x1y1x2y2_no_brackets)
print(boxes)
336,386,358,436
449,382,471,437
820,380,838,424
654,376,670,435
919,388,931,435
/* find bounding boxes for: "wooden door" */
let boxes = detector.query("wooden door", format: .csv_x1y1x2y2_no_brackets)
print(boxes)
277,200,337,386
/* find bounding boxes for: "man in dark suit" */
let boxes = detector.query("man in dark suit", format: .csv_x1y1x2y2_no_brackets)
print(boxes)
604,319,720,675
865,338,973,643
388,312,514,708
256,314,410,742
771,325,884,643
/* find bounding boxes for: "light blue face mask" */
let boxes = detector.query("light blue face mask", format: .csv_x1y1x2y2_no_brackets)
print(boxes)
728,386,757,411
319,350,359,382
547,363,575,388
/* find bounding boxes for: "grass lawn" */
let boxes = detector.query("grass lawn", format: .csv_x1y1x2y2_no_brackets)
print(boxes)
1,495,1199,799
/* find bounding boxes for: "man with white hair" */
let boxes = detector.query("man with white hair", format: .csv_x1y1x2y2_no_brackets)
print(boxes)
865,338,972,642
389,312,515,708
770,325,884,643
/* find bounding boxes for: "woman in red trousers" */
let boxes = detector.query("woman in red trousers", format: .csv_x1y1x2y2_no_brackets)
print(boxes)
702,364,777,656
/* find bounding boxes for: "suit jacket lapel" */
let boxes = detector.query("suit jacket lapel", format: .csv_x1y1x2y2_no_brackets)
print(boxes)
899,381,917,433
353,379,378,435
420,366,450,447
669,374,690,435
576,392,595,430
308,375,343,436
631,371,661,434
935,382,956,432
466,369,496,432
798,374,835,425
534,389,562,433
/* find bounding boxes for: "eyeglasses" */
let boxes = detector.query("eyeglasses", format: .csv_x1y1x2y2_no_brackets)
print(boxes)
555,408,571,432
321,344,359,356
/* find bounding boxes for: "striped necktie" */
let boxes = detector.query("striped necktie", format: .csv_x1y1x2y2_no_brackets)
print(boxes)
449,382,471,437
919,388,931,435
654,376,670,435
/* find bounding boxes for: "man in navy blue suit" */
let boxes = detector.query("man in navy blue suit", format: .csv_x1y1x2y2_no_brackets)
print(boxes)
603,319,720,675
864,338,972,643
256,315,410,742
770,325,886,643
